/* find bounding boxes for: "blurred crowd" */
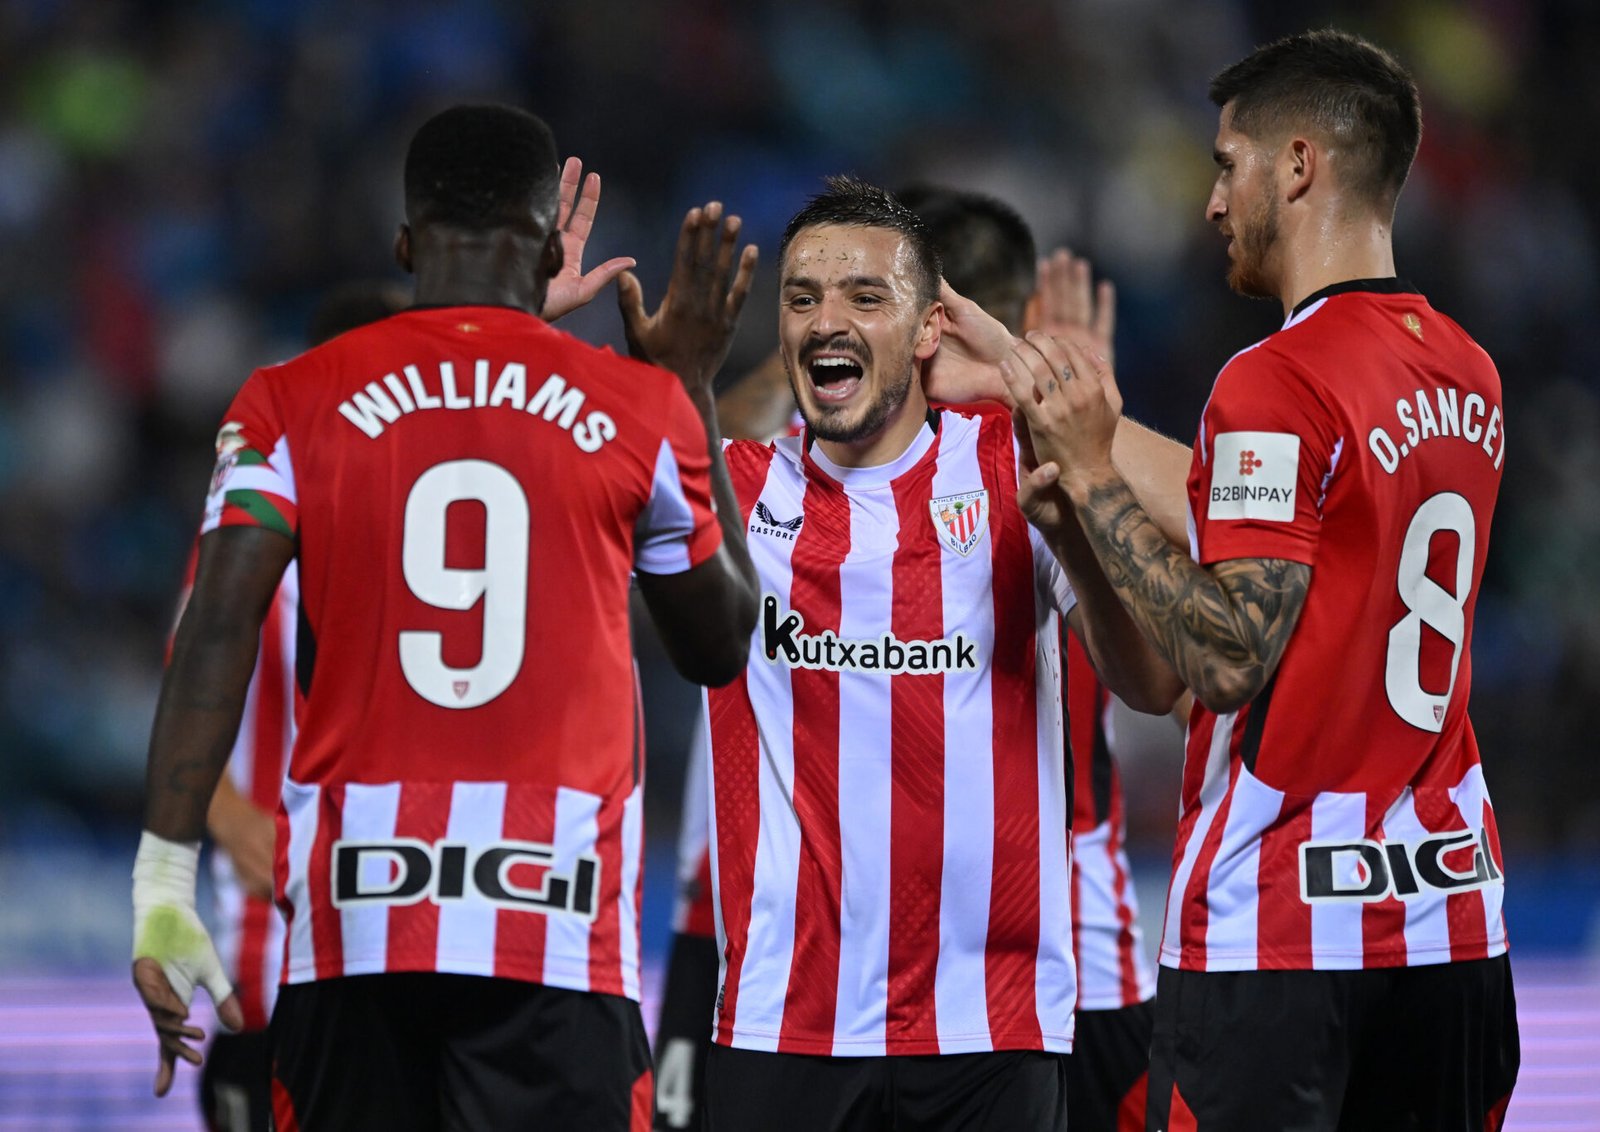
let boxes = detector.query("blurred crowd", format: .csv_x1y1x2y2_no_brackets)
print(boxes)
2,0,1597,866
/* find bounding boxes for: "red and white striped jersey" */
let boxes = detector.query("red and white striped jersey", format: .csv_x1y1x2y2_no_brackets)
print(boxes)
174,550,298,1032
706,405,1077,1057
1063,631,1156,1011
201,305,720,1000
1163,281,1509,973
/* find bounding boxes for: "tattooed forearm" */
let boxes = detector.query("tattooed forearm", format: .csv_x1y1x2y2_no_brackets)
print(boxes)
1069,471,1310,713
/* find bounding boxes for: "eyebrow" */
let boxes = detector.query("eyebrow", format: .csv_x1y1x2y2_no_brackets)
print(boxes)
781,273,894,291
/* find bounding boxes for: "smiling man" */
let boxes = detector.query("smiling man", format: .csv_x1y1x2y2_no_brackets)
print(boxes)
694,177,1182,1132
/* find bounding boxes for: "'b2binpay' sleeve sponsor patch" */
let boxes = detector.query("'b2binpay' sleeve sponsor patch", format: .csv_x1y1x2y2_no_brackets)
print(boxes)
1208,431,1299,522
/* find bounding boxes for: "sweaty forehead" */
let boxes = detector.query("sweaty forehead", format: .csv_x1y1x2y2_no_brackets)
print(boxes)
782,224,914,286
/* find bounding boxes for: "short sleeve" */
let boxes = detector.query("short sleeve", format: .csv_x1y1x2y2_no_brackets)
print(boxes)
1194,348,1340,567
634,383,723,576
201,369,298,541
1030,526,1078,617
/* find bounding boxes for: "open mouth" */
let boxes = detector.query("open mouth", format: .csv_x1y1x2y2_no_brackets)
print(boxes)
807,355,864,403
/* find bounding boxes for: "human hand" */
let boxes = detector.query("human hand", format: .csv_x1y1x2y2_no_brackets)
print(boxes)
207,779,274,901
616,201,758,395
924,279,1018,406
999,332,1124,500
1013,405,1075,536
132,832,244,1097
1025,249,1116,367
540,157,637,322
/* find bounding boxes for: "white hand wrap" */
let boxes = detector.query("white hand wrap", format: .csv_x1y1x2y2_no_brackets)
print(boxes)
132,831,234,1011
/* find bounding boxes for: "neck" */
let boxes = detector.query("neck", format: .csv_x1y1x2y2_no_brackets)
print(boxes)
814,383,932,469
411,228,547,314
1277,211,1396,317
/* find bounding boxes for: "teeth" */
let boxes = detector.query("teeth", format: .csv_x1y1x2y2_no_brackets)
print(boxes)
812,357,856,367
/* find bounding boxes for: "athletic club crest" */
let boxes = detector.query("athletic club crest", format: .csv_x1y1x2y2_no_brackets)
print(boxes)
930,490,987,556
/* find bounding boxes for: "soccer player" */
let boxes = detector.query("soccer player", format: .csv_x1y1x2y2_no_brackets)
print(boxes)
1000,30,1520,1131
180,279,407,1132
697,177,1183,1132
131,104,761,1131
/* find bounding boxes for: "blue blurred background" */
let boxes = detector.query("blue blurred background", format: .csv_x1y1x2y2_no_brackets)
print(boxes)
1,0,1596,1127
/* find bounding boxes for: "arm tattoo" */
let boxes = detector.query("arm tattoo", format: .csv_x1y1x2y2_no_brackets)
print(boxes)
1073,473,1310,710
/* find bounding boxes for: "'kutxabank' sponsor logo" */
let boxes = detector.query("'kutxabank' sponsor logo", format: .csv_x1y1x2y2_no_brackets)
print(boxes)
1299,827,1502,904
761,594,978,674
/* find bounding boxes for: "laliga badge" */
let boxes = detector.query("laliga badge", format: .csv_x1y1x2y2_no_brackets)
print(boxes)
930,490,987,556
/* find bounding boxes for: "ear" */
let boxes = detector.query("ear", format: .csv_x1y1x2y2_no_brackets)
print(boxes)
394,224,413,274
542,229,565,278
1284,137,1317,204
914,299,943,361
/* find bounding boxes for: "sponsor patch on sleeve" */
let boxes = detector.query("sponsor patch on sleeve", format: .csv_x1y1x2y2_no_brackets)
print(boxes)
1208,431,1299,522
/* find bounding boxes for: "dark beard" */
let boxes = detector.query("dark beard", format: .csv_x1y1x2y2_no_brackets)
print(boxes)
803,365,914,444
1227,187,1280,299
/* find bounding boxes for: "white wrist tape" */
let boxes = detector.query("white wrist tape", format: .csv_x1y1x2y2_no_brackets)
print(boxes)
132,831,234,1013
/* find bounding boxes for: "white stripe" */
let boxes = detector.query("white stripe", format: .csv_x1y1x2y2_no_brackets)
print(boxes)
1159,714,1236,966
1200,766,1280,971
435,782,505,976
1450,765,1509,957
1034,606,1074,1049
830,486,895,1055
1071,821,1155,1009
337,782,402,976
1384,789,1440,963
1308,790,1369,969
280,778,321,983
635,438,698,575
619,783,645,1000
222,466,293,497
543,787,600,992
261,895,287,1016
934,421,996,1050
268,434,297,505
724,464,801,1050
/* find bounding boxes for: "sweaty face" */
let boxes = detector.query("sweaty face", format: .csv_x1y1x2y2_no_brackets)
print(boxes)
1207,107,1283,300
779,225,936,447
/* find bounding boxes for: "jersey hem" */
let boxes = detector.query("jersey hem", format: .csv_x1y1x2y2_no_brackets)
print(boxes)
280,951,642,1002
1158,936,1510,971
712,1028,1074,1057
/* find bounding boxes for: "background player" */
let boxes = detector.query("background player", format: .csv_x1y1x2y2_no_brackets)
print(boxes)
1001,30,1520,1131
132,104,761,1130
698,177,1183,1132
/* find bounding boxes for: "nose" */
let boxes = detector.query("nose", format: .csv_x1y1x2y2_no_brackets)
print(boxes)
811,292,849,336
1205,183,1226,224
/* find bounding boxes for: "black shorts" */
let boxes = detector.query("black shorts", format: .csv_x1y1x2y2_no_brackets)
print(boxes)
1065,999,1154,1132
704,1042,1067,1132
199,1027,273,1132
652,931,721,1130
1146,955,1519,1132
271,972,653,1132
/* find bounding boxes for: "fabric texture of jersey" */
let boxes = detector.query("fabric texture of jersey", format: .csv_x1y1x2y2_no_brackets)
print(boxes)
1164,283,1508,973
1063,631,1155,1012
705,405,1076,1057
201,305,721,1000
173,548,298,1033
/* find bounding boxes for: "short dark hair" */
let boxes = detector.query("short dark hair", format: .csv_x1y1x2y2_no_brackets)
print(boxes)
1209,29,1421,214
306,280,410,346
897,185,1036,333
779,176,942,308
404,104,560,230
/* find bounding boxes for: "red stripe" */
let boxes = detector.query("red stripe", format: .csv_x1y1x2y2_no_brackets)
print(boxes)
1167,1082,1199,1132
1362,792,1408,963
1106,774,1143,1006
708,673,759,1044
496,781,556,982
233,898,273,1031
1117,1072,1148,1132
386,783,448,971
777,472,851,1052
979,411,1043,1046
631,1065,654,1132
1254,795,1313,966
1176,745,1243,971
307,784,344,980
587,793,626,997
1410,787,1488,962
684,843,716,939
707,443,778,1045
271,1075,301,1132
886,454,945,1046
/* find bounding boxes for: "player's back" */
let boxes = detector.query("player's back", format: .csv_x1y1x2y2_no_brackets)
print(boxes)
204,304,718,993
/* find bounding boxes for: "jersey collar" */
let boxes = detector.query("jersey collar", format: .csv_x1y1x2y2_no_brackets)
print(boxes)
802,409,941,489
1290,277,1420,319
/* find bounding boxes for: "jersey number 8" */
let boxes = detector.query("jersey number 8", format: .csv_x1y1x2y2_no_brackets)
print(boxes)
1384,492,1475,733
399,459,528,709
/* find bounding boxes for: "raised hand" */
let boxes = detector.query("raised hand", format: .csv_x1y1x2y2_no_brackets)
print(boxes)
540,157,637,322
924,279,1017,406
1026,249,1116,366
999,331,1123,494
616,201,759,396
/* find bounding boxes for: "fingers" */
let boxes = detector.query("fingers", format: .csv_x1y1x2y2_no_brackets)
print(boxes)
673,206,705,280
692,201,724,276
134,958,204,1097
726,244,760,322
1093,278,1116,346
558,157,583,229
133,957,188,1018
566,170,603,238
578,256,637,299
214,992,245,1035
615,270,646,326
